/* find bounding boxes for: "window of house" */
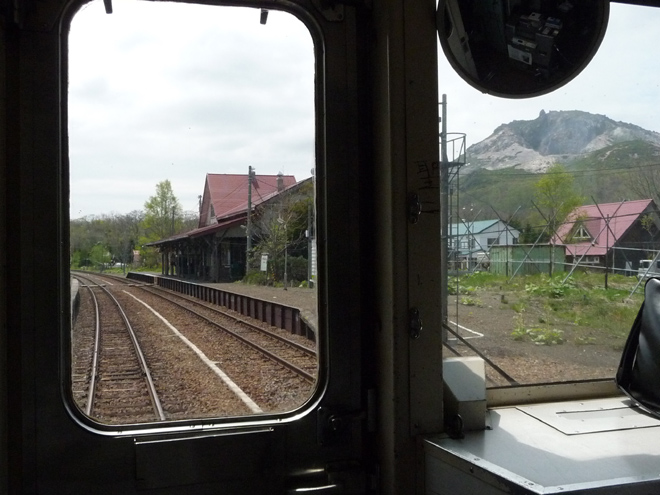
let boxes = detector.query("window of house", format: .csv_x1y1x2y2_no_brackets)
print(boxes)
68,0,318,427
221,243,231,266
573,225,590,241
440,2,660,394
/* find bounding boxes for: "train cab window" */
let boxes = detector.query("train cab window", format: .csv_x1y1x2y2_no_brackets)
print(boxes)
68,0,319,427
439,1,660,401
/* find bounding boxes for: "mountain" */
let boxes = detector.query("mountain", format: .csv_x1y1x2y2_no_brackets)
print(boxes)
467,110,660,173
457,113,660,229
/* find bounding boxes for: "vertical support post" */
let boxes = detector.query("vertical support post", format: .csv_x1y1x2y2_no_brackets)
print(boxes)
283,222,288,290
440,94,448,342
246,166,253,275
605,214,610,289
307,203,312,287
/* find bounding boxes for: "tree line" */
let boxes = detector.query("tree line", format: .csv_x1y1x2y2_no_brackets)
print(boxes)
70,180,197,270
458,139,660,234
459,162,660,251
71,178,316,287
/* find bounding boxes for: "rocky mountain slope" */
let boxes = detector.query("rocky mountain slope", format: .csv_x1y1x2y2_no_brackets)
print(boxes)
468,110,660,173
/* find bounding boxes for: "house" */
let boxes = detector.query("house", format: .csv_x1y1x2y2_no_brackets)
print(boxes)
552,199,660,274
448,219,520,268
148,172,312,282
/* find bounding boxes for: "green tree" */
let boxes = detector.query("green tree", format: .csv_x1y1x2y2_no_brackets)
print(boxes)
534,164,583,241
106,211,144,271
143,180,183,242
89,243,111,270
534,164,583,275
70,215,111,268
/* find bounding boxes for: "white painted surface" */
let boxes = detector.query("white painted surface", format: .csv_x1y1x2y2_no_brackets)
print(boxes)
426,397,660,493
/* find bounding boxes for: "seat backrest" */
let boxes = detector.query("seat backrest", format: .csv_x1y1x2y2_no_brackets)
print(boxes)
617,277,660,416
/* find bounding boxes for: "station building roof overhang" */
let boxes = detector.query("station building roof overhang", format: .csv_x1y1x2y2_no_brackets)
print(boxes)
145,215,245,248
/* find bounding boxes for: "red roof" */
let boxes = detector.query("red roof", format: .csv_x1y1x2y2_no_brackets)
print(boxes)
553,199,655,257
147,173,303,246
204,173,296,222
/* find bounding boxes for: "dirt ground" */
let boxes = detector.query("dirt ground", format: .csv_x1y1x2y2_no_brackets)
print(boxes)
447,292,627,386
208,281,628,387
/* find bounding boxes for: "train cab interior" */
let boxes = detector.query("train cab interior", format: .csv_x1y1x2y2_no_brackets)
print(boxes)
4,0,660,493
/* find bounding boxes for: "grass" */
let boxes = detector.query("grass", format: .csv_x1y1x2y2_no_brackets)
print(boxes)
455,271,643,341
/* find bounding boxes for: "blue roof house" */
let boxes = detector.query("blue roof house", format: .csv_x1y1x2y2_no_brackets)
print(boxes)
448,219,520,266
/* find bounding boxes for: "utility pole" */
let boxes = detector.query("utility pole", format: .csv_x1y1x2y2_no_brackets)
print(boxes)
246,166,254,273
283,220,288,290
277,216,288,290
605,214,610,289
307,202,312,288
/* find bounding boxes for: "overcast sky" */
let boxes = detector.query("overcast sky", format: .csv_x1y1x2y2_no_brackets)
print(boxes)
69,1,660,218
69,1,315,218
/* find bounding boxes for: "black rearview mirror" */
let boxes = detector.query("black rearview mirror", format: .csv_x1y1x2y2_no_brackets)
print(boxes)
437,0,609,98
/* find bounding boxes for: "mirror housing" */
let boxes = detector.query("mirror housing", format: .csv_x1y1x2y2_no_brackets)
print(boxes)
437,0,609,98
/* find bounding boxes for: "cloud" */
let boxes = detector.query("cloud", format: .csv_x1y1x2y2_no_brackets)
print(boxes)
70,0,660,218
69,0,314,218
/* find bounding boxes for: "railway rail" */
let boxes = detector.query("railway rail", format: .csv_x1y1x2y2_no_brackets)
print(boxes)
72,274,165,423
73,271,317,383
70,271,318,422
138,286,317,383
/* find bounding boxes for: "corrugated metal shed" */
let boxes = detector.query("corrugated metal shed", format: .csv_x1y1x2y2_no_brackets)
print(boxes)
490,245,566,276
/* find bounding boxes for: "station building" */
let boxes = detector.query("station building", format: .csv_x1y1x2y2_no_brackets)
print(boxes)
149,172,312,282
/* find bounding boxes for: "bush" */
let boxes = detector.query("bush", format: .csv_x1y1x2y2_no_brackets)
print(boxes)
139,247,160,268
244,270,270,286
286,256,309,283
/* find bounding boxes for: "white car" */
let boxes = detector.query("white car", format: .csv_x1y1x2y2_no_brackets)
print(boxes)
638,259,660,279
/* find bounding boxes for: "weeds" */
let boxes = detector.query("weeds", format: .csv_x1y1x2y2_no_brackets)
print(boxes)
575,336,597,345
511,301,526,313
525,276,575,298
529,328,565,345
511,313,528,341
452,271,643,341
461,296,482,307
511,313,564,345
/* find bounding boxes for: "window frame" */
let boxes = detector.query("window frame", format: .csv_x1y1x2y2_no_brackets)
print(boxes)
60,0,362,442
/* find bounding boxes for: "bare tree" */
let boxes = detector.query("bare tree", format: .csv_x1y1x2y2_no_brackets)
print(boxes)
250,182,313,283
628,165,660,205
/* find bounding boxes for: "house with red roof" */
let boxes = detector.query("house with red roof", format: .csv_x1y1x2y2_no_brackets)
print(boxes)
552,199,660,274
148,172,312,282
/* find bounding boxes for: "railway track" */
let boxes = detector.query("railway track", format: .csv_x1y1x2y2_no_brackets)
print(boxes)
74,271,317,384
72,275,165,423
138,285,317,383
71,271,317,420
